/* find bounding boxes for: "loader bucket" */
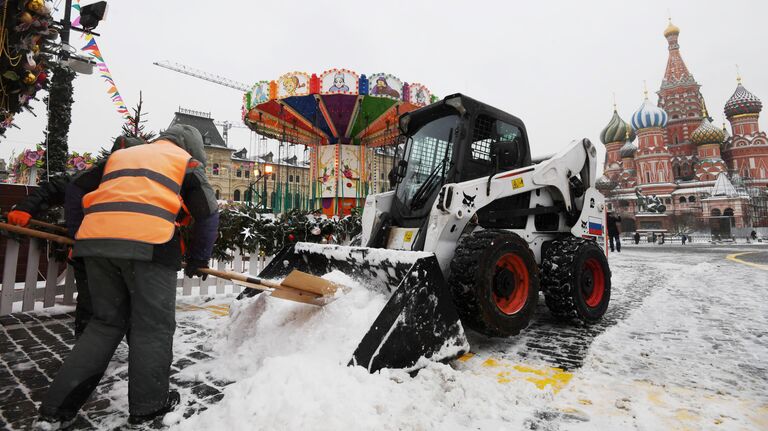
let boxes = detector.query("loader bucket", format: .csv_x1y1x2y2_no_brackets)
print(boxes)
237,243,469,373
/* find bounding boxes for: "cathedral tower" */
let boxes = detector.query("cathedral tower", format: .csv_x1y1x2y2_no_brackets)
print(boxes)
657,19,707,180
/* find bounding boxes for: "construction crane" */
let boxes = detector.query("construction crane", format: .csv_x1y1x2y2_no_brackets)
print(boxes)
214,120,249,144
153,60,250,92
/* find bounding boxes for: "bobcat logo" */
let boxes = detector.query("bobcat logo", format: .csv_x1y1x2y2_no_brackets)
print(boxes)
462,192,476,208
581,220,588,229
589,198,595,208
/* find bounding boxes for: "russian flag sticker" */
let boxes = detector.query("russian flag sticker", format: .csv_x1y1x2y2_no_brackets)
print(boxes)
588,217,603,235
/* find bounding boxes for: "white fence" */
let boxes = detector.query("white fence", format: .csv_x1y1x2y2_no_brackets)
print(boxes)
0,236,268,317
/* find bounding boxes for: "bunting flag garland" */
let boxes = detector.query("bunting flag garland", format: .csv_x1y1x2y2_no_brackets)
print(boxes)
72,0,129,118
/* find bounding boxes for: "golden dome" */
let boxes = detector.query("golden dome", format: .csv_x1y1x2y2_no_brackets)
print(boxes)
664,19,680,37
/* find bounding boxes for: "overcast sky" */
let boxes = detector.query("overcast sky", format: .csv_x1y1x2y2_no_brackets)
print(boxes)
2,0,766,169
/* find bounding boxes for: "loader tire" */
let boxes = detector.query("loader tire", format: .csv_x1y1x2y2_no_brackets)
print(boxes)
448,229,540,337
541,237,611,323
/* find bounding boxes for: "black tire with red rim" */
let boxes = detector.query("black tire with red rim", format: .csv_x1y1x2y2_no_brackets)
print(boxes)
541,237,611,322
448,229,540,337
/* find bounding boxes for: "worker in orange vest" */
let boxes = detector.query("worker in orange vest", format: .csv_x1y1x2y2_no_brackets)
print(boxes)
7,136,146,338
36,125,219,428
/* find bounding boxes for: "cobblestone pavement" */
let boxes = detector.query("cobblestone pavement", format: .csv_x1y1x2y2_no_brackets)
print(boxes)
0,300,233,430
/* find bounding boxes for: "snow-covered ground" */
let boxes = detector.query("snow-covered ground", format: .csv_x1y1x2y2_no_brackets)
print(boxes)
162,246,768,430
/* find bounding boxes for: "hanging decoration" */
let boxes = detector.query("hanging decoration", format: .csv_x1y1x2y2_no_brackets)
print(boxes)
0,0,57,137
70,0,128,118
81,33,129,118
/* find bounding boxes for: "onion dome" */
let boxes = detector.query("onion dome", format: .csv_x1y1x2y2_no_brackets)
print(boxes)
664,19,680,37
595,175,617,192
600,110,635,145
620,139,637,158
631,98,668,130
691,117,725,146
724,83,762,118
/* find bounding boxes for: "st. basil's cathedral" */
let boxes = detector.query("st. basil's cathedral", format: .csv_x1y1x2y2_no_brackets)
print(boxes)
597,20,768,236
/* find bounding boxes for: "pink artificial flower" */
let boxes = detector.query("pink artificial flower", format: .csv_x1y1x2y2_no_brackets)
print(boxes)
76,161,87,170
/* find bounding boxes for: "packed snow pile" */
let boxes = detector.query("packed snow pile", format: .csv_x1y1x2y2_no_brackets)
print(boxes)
171,271,546,430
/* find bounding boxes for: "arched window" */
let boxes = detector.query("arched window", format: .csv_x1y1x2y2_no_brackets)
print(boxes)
679,196,686,204
244,170,250,178
214,189,220,200
212,163,220,176
645,172,651,183
710,208,721,217
688,196,696,203
723,208,734,217
236,169,242,178
665,198,671,204
289,174,294,183
233,189,241,201
244,189,252,202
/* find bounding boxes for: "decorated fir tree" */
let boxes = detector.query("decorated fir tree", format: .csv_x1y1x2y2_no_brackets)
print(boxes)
42,64,76,176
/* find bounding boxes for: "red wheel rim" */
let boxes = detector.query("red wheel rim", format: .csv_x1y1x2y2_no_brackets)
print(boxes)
583,257,605,308
492,253,529,315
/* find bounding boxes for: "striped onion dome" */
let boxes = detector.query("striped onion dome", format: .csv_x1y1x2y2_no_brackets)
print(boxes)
619,138,637,158
724,83,762,118
631,98,668,130
600,110,635,145
595,175,617,192
691,117,725,146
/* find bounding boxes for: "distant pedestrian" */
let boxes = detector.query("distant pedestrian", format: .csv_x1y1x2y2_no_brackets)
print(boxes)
652,232,657,243
681,234,687,245
660,233,665,244
607,211,621,252
750,230,758,241
634,232,640,244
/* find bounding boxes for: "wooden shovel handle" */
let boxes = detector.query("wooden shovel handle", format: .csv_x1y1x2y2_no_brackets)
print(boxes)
0,222,74,245
2,213,68,234
29,219,68,234
197,267,281,289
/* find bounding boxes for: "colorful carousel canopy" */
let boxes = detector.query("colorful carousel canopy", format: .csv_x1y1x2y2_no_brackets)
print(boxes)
242,69,436,147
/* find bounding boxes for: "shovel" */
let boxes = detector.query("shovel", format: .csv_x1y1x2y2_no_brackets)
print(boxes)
198,267,340,306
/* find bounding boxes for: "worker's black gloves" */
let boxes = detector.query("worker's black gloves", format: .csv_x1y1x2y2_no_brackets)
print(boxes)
185,258,209,280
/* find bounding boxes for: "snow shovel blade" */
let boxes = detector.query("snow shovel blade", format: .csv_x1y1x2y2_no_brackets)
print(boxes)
236,242,468,373
349,254,469,373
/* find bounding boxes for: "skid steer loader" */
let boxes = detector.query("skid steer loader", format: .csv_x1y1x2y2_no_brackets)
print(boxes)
239,94,611,373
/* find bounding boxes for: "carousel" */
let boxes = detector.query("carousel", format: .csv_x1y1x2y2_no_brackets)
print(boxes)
242,69,435,216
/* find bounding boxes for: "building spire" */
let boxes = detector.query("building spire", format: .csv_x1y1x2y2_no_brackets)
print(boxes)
643,81,649,100
612,92,617,112
736,64,742,84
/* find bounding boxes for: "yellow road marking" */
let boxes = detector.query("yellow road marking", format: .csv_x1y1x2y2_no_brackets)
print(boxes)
474,356,573,392
726,252,768,271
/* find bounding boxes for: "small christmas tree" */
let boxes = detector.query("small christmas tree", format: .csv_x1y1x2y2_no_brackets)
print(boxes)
121,91,155,141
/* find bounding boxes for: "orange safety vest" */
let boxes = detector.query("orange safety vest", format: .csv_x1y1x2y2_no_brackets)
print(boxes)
76,141,192,244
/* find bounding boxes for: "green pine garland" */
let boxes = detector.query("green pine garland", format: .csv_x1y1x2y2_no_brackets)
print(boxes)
207,204,362,262
42,64,75,176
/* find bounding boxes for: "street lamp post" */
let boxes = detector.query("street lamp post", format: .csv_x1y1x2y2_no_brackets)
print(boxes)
248,164,273,211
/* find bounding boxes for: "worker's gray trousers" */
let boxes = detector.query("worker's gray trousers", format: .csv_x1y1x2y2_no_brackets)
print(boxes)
40,257,177,418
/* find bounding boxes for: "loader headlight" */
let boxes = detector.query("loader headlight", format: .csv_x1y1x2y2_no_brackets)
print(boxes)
445,96,466,116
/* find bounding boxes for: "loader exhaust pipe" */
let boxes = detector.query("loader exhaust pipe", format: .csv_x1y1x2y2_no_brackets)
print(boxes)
237,243,469,373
